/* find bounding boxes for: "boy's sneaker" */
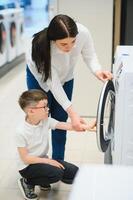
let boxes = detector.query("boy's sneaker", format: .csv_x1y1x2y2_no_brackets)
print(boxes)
40,184,51,191
18,178,38,200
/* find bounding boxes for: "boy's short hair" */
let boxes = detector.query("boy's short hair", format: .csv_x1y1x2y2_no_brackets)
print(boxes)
18,89,48,110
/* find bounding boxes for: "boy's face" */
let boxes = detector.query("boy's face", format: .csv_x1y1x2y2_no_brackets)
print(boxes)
29,99,49,120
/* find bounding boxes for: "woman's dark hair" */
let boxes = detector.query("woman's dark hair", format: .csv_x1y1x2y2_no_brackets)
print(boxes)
32,14,78,82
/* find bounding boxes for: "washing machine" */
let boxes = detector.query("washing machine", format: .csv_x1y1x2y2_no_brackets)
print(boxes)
96,46,133,166
15,8,24,56
0,10,8,67
6,8,17,62
69,165,133,200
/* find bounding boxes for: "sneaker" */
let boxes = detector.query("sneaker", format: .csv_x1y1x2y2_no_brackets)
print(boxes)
40,184,51,191
18,178,38,200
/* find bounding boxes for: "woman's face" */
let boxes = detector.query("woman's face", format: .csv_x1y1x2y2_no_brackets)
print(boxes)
55,37,76,52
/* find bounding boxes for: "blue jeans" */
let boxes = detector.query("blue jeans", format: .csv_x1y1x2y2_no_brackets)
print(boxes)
26,66,74,160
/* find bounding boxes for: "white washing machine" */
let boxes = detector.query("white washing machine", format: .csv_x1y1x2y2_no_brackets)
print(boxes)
0,10,8,67
96,46,133,166
15,8,24,56
6,8,17,62
69,165,133,200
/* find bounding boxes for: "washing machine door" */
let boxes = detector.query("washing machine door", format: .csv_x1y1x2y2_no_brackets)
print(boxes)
20,23,24,36
96,80,115,152
0,16,6,54
10,21,16,47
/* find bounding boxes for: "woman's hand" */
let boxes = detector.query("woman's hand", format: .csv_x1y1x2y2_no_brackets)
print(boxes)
71,113,87,131
95,70,113,82
67,106,87,131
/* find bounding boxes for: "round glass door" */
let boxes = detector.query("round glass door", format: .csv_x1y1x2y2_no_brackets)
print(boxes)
0,22,6,54
20,23,24,36
10,21,16,47
96,80,115,152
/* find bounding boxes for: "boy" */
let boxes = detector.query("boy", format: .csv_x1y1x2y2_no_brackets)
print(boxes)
16,89,96,200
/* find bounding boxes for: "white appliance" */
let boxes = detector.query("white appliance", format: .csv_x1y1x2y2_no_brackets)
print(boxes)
15,8,24,56
0,10,8,67
96,46,133,165
6,8,17,62
69,165,133,200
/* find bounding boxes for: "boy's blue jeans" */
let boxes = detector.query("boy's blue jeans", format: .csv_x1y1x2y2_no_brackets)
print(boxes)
26,66,74,160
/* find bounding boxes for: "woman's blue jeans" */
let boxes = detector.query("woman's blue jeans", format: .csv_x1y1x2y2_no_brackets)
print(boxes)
26,66,74,160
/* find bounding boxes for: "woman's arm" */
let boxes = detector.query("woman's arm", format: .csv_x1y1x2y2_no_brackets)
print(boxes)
46,67,72,111
80,25,112,81
46,69,88,131
67,105,87,131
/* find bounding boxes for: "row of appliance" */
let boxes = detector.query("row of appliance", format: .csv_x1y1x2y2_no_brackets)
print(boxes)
96,45,133,166
0,8,24,67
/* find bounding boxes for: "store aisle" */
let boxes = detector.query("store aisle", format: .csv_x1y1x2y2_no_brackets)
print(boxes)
24,3,49,37
0,62,104,200
0,5,104,199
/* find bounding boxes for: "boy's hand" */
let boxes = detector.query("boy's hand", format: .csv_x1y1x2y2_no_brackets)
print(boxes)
75,118,97,132
87,119,97,132
47,159,65,169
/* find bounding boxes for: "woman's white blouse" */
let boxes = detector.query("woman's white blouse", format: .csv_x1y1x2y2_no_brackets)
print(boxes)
26,23,101,111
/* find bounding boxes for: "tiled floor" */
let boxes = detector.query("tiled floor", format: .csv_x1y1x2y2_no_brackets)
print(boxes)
0,62,104,200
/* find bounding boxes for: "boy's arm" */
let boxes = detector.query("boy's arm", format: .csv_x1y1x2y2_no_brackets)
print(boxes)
55,119,96,132
55,121,88,131
55,122,73,131
17,147,64,169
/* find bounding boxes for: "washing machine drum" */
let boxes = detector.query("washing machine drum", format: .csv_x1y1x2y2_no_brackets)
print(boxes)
96,80,115,152
10,21,17,47
0,22,6,54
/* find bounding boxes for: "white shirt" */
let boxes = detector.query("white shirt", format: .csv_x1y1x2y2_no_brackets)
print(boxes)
15,117,58,170
26,23,101,111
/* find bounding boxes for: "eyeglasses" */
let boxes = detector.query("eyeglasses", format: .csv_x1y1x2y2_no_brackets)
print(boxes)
30,105,49,112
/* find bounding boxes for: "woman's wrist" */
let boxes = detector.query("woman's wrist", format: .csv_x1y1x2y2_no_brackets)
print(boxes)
67,105,77,118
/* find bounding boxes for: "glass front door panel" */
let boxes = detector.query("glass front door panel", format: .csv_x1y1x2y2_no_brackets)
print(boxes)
96,81,115,152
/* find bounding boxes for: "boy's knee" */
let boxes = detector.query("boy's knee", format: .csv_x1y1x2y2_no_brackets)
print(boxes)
73,165,79,175
54,168,64,182
69,165,79,180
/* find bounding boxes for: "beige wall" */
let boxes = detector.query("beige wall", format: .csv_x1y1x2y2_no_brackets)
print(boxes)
51,0,113,116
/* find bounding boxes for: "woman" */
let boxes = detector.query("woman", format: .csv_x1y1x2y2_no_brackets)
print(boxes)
26,14,112,160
